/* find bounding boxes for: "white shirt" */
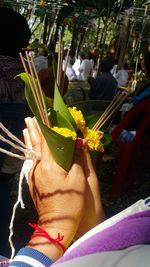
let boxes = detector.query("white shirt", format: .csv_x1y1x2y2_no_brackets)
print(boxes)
62,61,77,81
72,58,81,77
115,69,128,87
66,65,77,81
78,59,92,80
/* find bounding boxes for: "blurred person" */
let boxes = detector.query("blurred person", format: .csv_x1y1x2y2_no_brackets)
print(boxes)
62,58,77,81
0,7,31,103
89,57,117,101
112,51,150,142
78,52,93,81
115,63,129,88
72,55,81,78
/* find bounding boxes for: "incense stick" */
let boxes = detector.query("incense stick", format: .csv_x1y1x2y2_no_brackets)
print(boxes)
24,52,46,124
59,42,64,94
57,36,64,94
29,52,51,127
20,52,51,127
62,48,70,95
57,34,61,86
92,92,128,131
20,53,46,124
92,94,119,130
96,93,127,130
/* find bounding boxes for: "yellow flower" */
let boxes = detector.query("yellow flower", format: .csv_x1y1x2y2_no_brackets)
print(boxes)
68,106,86,131
83,127,104,152
52,127,77,140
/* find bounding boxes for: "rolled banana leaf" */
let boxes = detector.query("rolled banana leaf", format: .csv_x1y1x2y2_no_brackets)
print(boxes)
19,73,75,171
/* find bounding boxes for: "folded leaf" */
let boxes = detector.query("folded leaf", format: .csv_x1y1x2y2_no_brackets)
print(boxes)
38,119,75,171
19,72,75,171
18,73,53,121
54,83,77,131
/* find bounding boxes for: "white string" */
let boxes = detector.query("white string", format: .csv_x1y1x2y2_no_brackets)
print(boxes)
0,122,40,160
9,160,34,259
0,147,27,160
0,122,27,149
0,133,31,154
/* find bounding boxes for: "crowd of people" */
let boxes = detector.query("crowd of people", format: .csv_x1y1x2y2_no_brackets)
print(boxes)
0,5,150,267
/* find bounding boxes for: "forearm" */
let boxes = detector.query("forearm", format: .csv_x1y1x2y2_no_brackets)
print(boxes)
27,225,75,261
9,225,75,267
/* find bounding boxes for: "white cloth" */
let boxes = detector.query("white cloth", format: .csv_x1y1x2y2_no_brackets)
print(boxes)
72,58,81,77
115,69,128,87
63,61,77,81
66,66,77,81
111,64,118,77
78,59,92,80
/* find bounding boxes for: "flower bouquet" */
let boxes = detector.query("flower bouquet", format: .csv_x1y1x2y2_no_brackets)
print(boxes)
19,52,104,171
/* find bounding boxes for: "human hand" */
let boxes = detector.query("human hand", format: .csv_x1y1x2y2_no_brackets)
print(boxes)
75,149,105,239
23,117,87,259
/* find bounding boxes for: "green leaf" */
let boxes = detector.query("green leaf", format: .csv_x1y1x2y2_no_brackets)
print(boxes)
18,73,41,120
18,72,75,171
101,126,112,148
18,72,53,121
54,83,77,131
85,113,100,128
38,119,75,171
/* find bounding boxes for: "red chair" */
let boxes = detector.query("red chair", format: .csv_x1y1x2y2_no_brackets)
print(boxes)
110,99,150,198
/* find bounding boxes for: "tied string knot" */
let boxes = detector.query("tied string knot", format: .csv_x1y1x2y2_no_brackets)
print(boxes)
29,223,66,253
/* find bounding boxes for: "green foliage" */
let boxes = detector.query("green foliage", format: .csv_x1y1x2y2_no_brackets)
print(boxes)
19,72,75,171
62,28,72,47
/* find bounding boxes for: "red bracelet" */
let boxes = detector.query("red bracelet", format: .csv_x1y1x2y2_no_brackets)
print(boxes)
29,223,66,253
0,261,10,265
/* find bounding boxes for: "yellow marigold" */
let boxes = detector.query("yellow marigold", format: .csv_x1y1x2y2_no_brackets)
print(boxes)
68,106,86,131
83,127,104,152
52,127,77,141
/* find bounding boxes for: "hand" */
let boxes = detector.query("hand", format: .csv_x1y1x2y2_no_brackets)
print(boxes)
23,117,87,259
75,149,105,239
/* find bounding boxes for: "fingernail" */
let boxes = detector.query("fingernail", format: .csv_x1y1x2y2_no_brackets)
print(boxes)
25,117,32,125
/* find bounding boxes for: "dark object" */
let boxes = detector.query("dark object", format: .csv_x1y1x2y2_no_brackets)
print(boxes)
110,99,150,198
0,103,32,257
0,7,31,57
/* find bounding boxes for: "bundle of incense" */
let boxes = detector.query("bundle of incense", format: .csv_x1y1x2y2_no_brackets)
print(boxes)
20,51,50,127
92,92,128,131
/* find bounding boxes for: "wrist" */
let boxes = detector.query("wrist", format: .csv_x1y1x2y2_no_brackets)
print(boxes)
27,224,76,261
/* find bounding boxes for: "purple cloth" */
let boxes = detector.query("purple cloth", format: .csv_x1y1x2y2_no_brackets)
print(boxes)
54,210,150,265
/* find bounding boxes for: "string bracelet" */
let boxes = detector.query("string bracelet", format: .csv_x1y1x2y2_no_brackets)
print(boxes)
0,261,10,265
29,223,66,253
